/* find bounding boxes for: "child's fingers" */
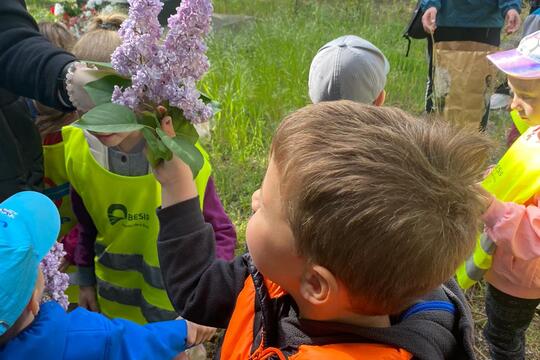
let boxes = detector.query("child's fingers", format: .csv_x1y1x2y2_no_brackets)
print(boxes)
156,105,168,118
160,116,176,137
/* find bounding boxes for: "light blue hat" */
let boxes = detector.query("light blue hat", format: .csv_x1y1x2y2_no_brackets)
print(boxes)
0,192,60,335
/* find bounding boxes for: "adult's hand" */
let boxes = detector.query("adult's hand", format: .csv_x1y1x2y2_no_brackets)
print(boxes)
422,7,438,34
505,9,521,34
65,62,112,113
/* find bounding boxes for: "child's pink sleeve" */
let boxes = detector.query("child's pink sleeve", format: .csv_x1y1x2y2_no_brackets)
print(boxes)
482,194,540,260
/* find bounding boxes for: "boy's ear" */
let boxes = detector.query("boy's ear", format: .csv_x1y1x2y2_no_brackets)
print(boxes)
299,265,338,306
373,90,386,106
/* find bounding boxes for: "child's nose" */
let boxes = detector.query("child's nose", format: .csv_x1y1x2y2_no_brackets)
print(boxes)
251,189,261,212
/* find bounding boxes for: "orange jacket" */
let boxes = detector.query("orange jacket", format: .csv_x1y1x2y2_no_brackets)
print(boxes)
220,277,412,359
156,197,477,360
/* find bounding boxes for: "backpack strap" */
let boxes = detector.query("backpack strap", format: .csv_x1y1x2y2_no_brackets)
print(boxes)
399,301,456,322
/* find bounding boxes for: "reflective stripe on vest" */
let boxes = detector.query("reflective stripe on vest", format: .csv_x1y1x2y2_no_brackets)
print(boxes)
456,126,540,289
63,126,211,323
220,276,412,359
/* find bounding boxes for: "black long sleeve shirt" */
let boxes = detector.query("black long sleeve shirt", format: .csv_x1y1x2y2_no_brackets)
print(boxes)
0,0,76,111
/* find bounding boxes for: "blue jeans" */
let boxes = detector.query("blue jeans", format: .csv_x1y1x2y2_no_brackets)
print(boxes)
484,284,540,360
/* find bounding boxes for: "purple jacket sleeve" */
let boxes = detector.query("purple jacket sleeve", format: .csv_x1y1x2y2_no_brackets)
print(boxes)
202,177,237,260
71,187,97,268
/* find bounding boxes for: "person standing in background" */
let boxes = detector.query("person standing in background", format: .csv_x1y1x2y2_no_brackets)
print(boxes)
421,0,521,129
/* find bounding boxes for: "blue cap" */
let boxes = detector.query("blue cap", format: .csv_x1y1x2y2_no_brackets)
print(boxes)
0,192,60,335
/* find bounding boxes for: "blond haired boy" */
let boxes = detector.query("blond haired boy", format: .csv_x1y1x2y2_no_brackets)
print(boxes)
155,102,491,359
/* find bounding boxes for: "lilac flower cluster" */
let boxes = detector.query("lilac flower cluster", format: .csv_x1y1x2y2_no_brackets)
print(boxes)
40,242,70,310
111,0,213,123
111,0,163,109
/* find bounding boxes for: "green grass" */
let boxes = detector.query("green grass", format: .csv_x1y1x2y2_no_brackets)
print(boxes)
203,0,427,244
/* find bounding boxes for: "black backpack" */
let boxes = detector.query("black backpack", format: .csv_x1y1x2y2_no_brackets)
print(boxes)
403,0,428,56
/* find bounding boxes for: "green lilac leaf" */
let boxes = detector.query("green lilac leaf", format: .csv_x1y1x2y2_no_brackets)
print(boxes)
142,128,172,167
156,128,203,178
75,103,143,133
138,111,160,128
167,107,199,144
84,75,132,106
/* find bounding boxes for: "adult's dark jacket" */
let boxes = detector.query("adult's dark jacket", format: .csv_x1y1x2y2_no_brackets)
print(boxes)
0,0,76,200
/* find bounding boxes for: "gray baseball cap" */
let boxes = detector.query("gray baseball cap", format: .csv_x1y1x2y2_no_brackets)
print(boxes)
309,35,390,104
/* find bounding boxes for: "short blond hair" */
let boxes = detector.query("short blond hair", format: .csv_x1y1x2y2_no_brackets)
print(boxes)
271,101,491,315
72,13,126,61
38,21,76,51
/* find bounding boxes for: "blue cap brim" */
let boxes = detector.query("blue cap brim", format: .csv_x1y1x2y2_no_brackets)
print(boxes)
0,192,60,335
0,191,60,261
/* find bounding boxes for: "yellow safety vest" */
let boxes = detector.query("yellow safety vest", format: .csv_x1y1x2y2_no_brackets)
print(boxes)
42,140,79,303
63,126,211,324
511,110,530,135
456,125,540,289
43,142,77,237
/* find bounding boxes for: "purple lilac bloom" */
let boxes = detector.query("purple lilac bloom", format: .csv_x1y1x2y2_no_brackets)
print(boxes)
40,242,70,310
160,0,213,123
111,0,163,109
111,0,213,123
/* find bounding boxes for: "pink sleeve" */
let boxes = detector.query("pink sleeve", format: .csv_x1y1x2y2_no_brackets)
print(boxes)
482,195,540,260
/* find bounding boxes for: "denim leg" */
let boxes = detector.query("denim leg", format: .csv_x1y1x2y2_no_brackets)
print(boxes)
483,284,540,360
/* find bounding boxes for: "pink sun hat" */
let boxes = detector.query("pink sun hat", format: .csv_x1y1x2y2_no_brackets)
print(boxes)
488,30,540,79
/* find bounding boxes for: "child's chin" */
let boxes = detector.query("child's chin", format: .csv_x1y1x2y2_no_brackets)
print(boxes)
94,134,118,147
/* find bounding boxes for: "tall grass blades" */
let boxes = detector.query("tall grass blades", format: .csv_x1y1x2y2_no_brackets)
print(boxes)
204,0,427,243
